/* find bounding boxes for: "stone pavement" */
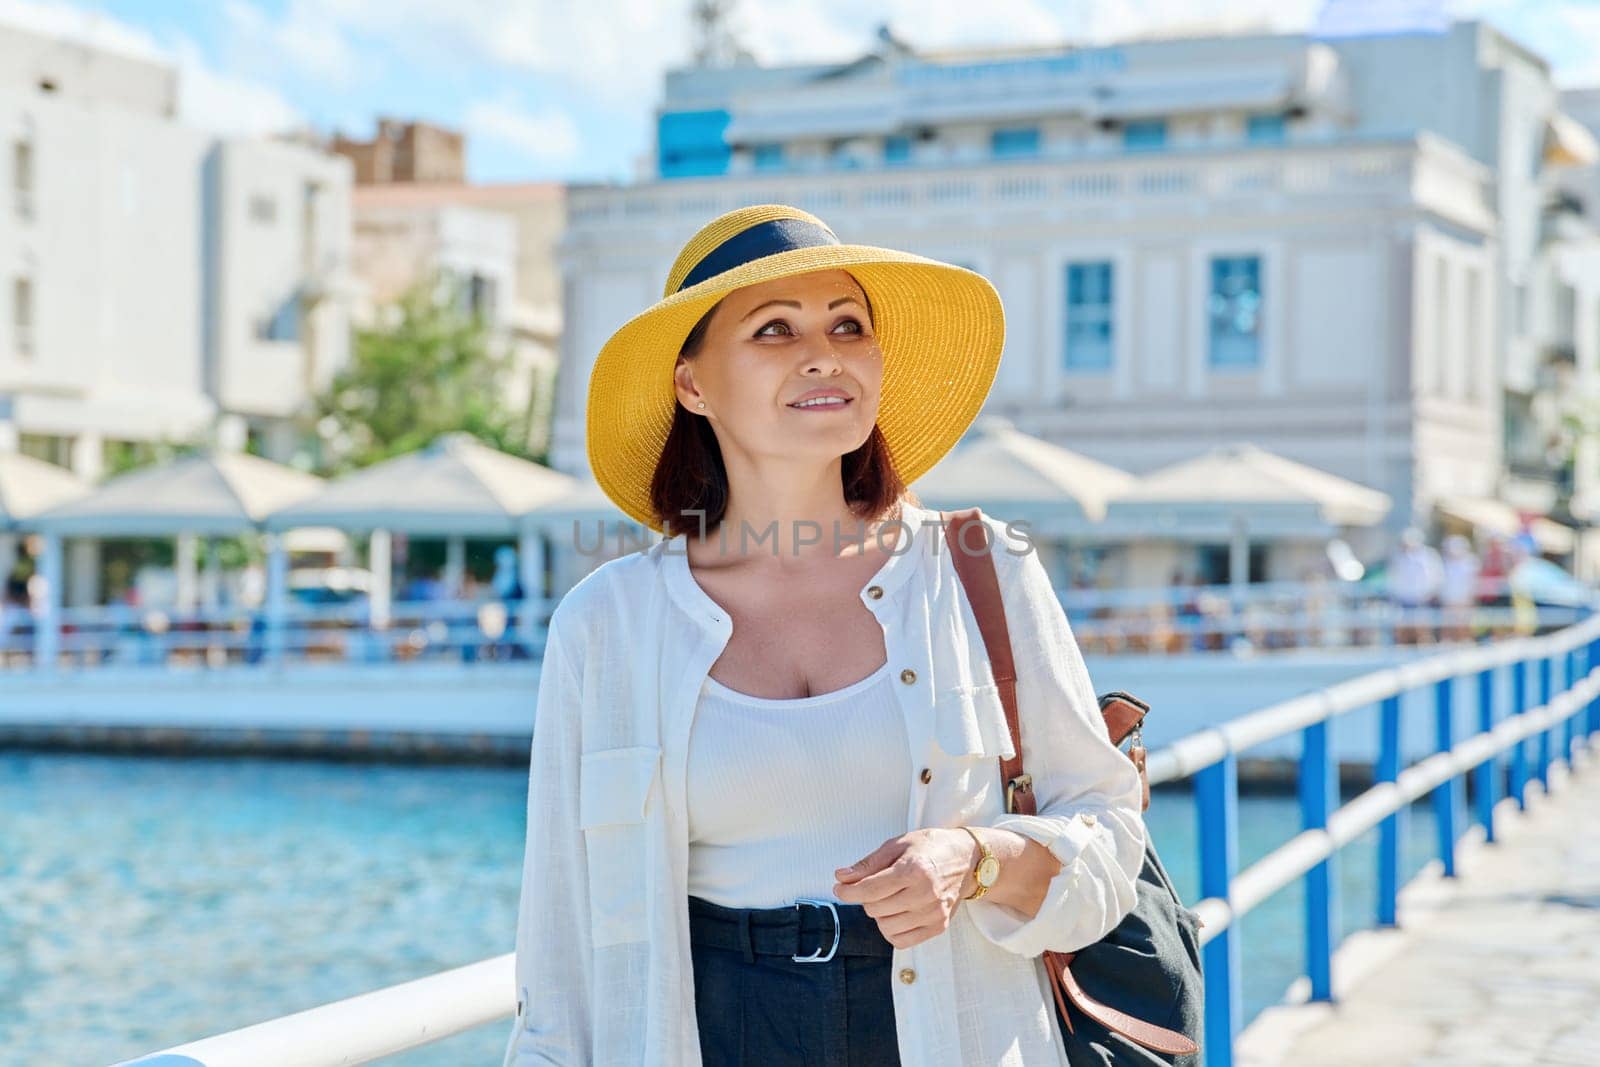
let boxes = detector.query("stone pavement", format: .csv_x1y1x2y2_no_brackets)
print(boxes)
1245,754,1600,1067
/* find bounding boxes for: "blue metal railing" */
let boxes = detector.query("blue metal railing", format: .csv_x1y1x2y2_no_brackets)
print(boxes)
1146,611,1600,1066
113,614,1600,1067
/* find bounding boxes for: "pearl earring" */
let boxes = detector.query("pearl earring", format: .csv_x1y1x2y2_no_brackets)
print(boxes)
696,401,706,409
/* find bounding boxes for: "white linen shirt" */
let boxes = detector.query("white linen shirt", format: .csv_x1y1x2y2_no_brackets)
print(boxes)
502,501,1147,1066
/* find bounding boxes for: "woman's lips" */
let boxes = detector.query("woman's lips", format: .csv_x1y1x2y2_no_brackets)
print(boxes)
787,397,853,411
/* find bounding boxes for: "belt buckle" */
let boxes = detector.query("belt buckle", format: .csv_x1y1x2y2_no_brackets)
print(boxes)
790,898,841,963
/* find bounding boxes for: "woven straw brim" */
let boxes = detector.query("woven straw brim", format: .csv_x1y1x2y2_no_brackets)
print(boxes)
586,243,1005,533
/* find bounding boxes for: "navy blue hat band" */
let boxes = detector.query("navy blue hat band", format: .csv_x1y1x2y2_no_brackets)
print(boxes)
676,217,841,293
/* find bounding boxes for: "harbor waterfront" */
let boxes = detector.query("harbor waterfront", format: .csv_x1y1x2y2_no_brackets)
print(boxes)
4,749,1445,1067
10,4,1600,1064
0,643,1551,770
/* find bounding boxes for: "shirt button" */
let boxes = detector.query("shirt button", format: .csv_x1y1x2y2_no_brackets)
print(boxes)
919,767,932,785
1078,812,1098,828
899,668,917,685
866,584,884,599
898,967,917,985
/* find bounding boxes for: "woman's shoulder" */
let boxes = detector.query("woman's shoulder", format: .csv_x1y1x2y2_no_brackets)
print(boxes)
545,541,670,655
925,503,1040,589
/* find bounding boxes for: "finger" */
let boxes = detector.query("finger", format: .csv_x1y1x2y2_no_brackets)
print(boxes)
876,908,934,940
883,921,942,950
859,884,921,920
835,860,908,904
835,838,902,883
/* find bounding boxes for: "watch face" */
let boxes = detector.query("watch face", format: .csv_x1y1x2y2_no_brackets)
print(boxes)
976,855,1000,886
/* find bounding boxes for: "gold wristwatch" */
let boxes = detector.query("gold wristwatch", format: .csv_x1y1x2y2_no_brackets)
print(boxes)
961,826,1000,900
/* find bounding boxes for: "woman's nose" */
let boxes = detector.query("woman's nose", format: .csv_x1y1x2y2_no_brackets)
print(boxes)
800,335,845,373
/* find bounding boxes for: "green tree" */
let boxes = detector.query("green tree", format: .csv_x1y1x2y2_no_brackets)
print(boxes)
313,276,539,475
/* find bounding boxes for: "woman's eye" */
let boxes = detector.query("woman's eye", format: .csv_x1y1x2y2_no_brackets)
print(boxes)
754,317,865,338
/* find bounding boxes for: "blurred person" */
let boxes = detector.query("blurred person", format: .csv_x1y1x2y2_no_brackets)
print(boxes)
0,576,30,666
1512,518,1538,559
1477,534,1515,637
503,205,1149,1066
1387,526,1442,645
488,544,528,660
1439,534,1480,642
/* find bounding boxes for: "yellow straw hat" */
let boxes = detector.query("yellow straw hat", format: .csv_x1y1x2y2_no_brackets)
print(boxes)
586,203,1005,533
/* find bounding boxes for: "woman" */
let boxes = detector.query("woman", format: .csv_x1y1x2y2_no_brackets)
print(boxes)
503,204,1147,1066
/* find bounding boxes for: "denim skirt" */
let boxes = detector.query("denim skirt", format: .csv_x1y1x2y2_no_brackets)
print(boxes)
688,894,902,1066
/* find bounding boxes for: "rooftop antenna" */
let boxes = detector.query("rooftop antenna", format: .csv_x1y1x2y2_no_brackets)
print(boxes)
691,0,752,67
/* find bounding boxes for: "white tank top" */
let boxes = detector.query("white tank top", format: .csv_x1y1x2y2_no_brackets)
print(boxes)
686,661,912,909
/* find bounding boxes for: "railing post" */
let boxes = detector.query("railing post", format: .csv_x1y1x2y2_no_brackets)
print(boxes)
1196,753,1240,1067
1300,719,1338,1001
1475,667,1497,843
1537,654,1553,792
1510,658,1529,809
1376,693,1404,927
1433,677,1461,877
1564,647,1578,769
1590,637,1600,739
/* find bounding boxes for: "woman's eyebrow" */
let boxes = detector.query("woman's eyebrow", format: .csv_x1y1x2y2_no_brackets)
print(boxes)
740,296,863,322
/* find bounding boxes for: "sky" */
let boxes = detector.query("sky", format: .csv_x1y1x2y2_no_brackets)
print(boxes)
4,0,1600,184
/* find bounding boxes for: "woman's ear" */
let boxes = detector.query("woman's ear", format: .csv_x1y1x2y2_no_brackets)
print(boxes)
673,360,703,411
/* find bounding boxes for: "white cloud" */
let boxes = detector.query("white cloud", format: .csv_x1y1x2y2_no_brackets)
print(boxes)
170,37,303,137
315,0,692,107
219,0,362,90
0,0,166,59
464,96,582,167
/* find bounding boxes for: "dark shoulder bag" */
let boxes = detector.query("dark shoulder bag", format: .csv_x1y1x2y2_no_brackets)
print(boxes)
942,508,1204,1065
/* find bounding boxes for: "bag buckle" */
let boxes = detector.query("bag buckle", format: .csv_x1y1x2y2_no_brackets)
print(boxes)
1006,773,1033,813
791,898,841,963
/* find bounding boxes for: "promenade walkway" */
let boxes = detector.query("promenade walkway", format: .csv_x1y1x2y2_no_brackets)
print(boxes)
1244,756,1600,1067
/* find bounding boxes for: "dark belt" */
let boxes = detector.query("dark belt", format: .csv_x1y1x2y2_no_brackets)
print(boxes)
688,894,895,963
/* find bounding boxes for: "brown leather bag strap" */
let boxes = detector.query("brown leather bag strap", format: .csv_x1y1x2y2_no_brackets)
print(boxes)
940,509,1200,1059
941,508,1034,816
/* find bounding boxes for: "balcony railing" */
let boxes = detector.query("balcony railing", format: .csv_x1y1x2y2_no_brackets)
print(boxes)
566,133,1493,237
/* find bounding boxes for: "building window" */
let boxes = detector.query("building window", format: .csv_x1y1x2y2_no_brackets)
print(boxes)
13,277,33,357
465,273,497,321
658,109,733,179
257,295,300,343
752,143,784,171
828,140,861,170
1246,113,1286,144
1123,119,1167,151
1208,255,1262,369
884,135,912,165
13,140,33,220
991,126,1040,159
1064,262,1114,372
249,194,277,224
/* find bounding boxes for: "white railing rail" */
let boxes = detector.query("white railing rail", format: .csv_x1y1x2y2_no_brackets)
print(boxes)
113,957,513,1067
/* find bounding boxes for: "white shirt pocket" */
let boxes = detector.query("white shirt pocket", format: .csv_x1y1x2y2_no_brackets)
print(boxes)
932,682,1017,761
578,745,661,947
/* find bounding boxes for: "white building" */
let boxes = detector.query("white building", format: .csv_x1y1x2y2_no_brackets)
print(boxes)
0,22,353,482
556,19,1600,580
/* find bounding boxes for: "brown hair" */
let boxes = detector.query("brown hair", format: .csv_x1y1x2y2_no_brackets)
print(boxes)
648,285,913,537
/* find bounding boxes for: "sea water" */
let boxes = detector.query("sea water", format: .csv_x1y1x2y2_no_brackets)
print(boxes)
1,751,1444,1065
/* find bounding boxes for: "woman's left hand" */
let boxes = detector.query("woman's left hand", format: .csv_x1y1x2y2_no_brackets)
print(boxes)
833,828,974,949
